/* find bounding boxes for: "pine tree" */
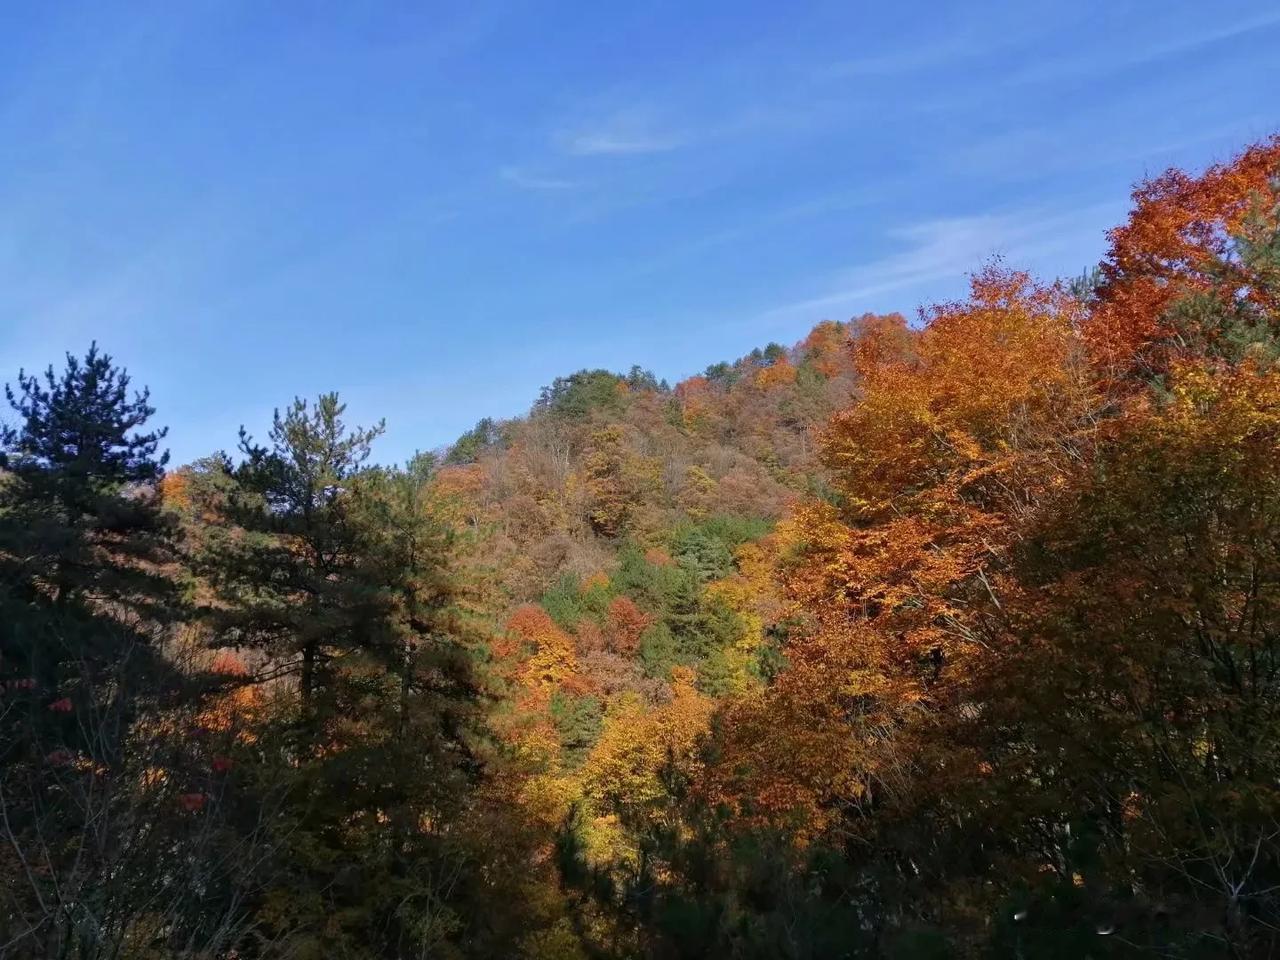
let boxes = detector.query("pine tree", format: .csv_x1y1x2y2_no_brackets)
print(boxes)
0,343,179,715
0,348,269,959
0,342,175,619
197,392,384,716
195,400,495,955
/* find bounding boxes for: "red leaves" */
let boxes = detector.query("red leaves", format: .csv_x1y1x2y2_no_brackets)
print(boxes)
209,651,249,678
644,547,674,568
211,756,234,774
177,793,206,813
47,698,73,713
604,596,651,657
45,749,73,766
573,619,606,654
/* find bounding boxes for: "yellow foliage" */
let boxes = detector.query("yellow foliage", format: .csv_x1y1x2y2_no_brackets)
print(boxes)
518,772,582,832
754,358,797,389
582,813,638,871
518,918,589,960
581,675,713,816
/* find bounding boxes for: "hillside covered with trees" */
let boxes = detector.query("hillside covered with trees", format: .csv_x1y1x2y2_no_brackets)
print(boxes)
3,135,1280,958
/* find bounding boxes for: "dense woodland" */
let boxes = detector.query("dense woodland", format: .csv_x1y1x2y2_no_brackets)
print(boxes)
3,136,1280,958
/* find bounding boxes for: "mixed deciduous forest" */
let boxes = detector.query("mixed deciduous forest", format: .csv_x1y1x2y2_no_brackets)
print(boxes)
3,136,1280,959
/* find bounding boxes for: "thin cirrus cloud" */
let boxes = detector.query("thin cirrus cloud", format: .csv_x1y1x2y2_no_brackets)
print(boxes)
815,16,1054,81
757,200,1122,326
499,166,578,191
817,35,987,79
1012,9,1280,84
558,108,684,157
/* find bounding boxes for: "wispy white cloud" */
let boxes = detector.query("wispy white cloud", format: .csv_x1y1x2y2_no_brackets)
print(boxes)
818,36,981,79
815,16,1055,82
1015,9,1280,84
757,200,1121,325
566,131,681,156
823,10,1280,90
499,165,578,190
559,107,683,156
944,110,1273,186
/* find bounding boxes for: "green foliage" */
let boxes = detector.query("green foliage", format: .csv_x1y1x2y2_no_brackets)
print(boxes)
539,572,580,628
535,369,626,420
192,402,499,958
794,358,829,393
1,341,169,485
670,515,769,582
0,343,178,623
197,393,385,713
610,536,752,682
685,593,746,662
549,690,603,766
638,622,682,679
580,574,612,620
1066,264,1104,303
612,542,691,613
696,646,740,697
672,526,734,581
0,344,180,735
0,329,827,959
751,624,789,683
0,349,264,959
446,416,502,464
625,364,665,392
703,360,740,385
540,572,604,629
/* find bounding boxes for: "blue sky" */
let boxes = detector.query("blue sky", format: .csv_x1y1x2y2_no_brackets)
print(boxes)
1,1,1277,466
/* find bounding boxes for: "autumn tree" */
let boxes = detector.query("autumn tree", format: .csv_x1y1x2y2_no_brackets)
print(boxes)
1086,135,1280,383
965,362,1280,953
688,137,1280,956
954,173,1280,953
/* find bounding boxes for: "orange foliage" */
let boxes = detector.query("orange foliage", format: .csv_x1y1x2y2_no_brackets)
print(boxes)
194,685,263,740
498,604,550,657
1086,136,1280,382
644,547,674,567
799,320,851,377
753,358,797,389
505,604,579,701
209,651,250,678
827,267,1088,519
160,469,192,511
713,268,1098,830
848,312,914,372
434,463,487,499
709,143,1280,847
603,596,651,656
673,375,714,426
